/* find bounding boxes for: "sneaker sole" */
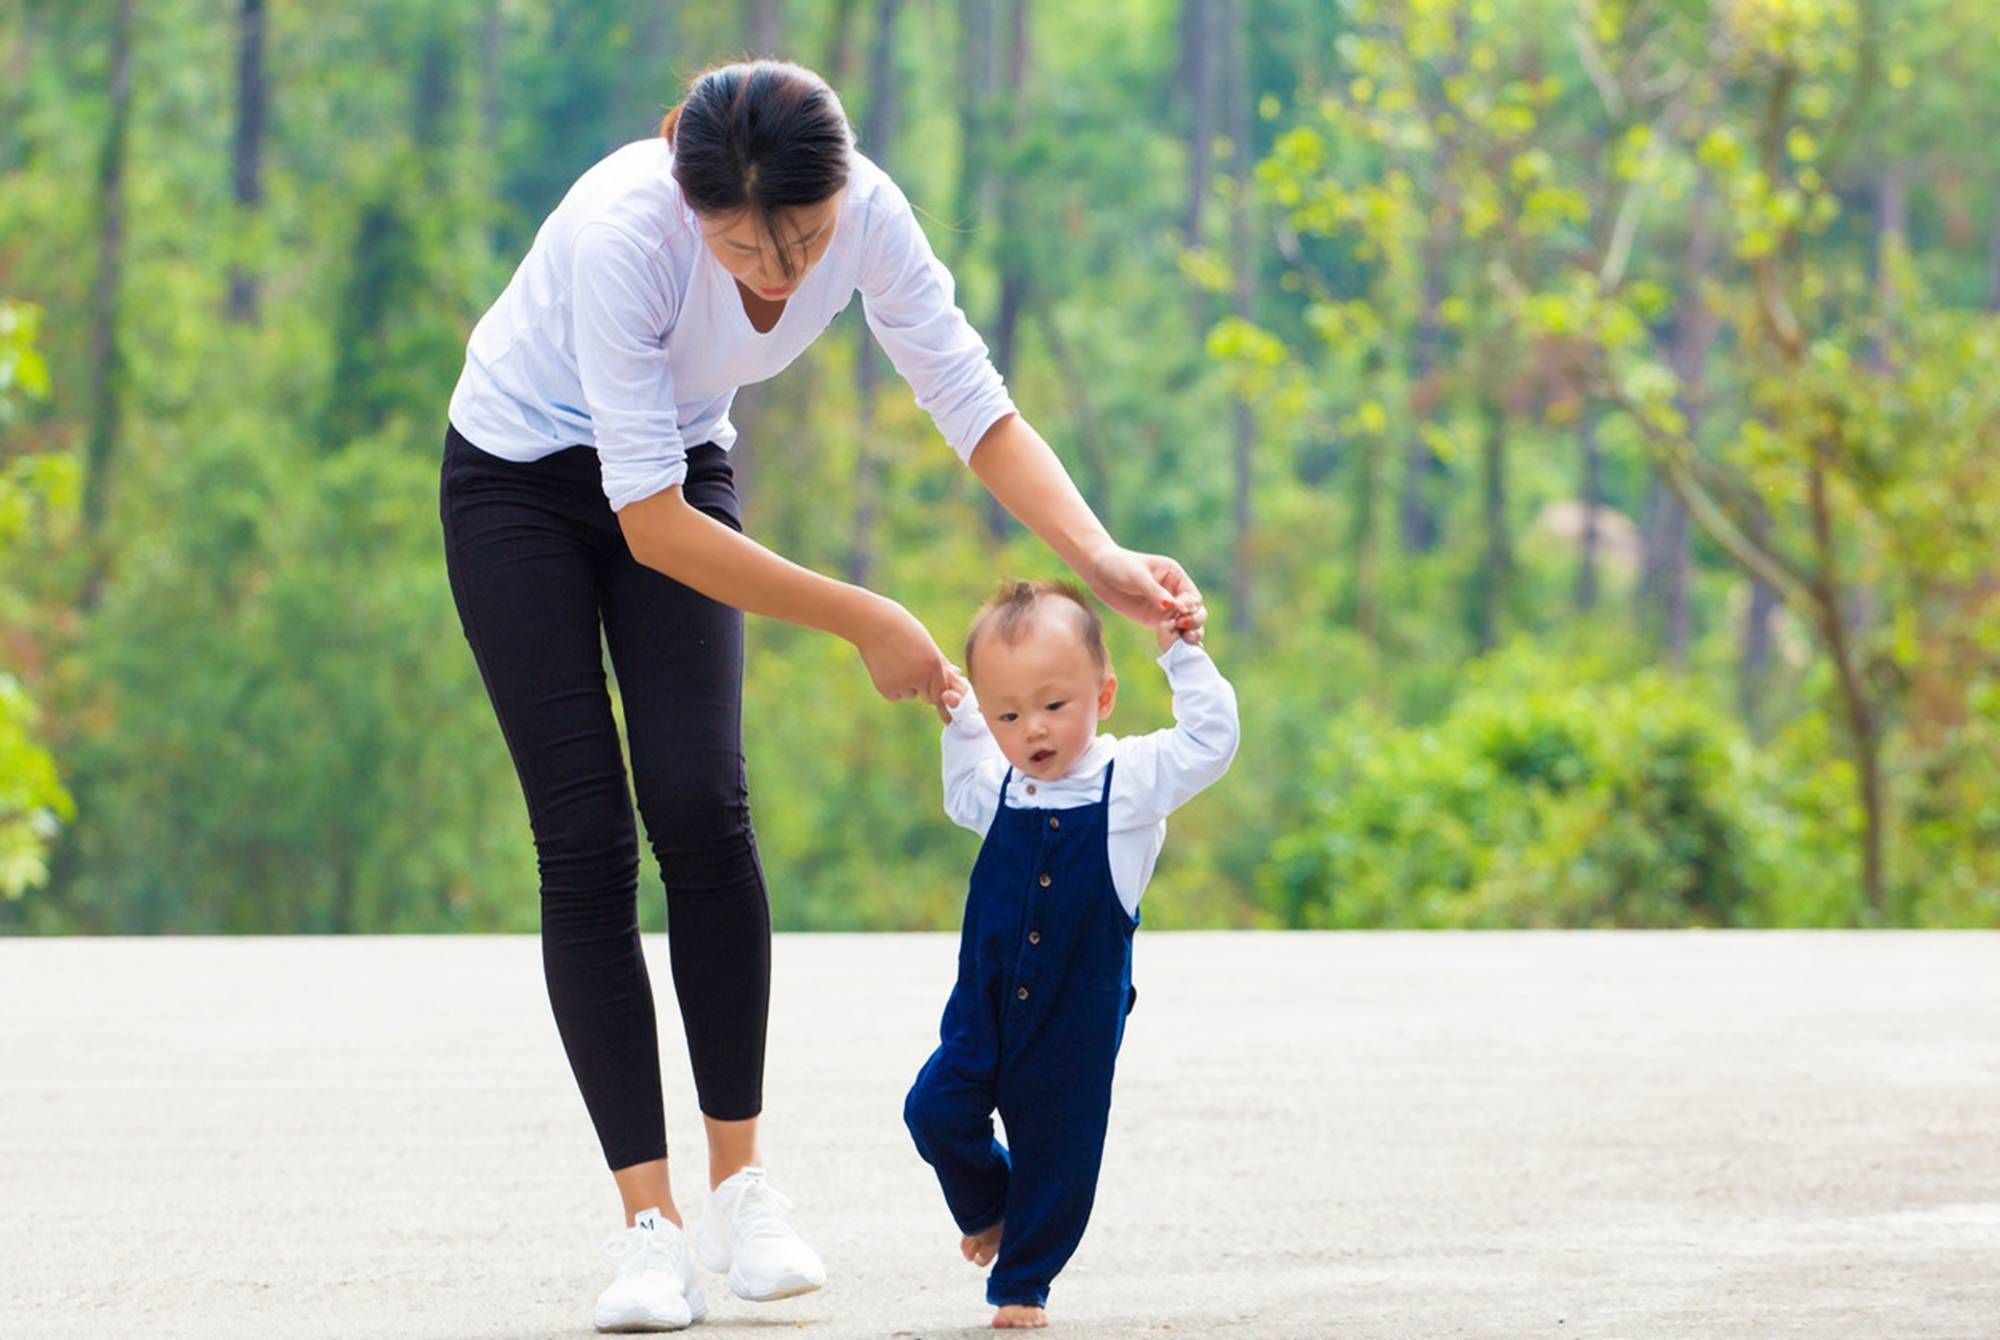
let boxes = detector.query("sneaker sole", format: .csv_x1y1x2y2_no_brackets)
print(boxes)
593,1318,692,1334
728,1270,824,1303
594,1291,705,1332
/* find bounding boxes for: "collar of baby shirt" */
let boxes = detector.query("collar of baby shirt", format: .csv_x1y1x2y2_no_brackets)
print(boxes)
1003,736,1116,806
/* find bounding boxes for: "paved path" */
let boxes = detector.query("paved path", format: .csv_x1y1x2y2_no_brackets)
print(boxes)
3,933,1997,1339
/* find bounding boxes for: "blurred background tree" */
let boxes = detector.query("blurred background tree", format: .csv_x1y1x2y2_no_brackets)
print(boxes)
0,0,1993,933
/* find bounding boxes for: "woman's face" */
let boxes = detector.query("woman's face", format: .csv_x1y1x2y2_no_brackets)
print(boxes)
700,191,845,300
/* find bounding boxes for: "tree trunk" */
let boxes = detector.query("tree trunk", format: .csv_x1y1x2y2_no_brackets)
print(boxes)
1225,0,1254,631
1575,409,1601,611
1034,297,1109,518
1808,460,1887,916
1398,12,1468,557
825,0,861,85
227,0,266,323
1870,163,1906,369
481,0,504,150
412,26,454,183
1399,185,1452,553
1474,392,1509,652
849,0,902,586
1352,432,1379,642
1737,498,1777,729
82,0,134,609
984,0,1030,543
1988,183,2000,313
1648,174,1716,664
1,6,36,175
749,0,784,56
949,0,997,270
1180,0,1217,337
1639,482,1689,660
621,0,675,142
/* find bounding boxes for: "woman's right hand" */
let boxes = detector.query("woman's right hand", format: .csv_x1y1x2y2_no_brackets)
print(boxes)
853,595,960,722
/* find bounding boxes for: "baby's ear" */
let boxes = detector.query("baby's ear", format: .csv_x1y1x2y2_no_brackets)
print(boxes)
1097,673,1118,720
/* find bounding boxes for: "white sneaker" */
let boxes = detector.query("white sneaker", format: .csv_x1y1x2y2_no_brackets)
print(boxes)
594,1207,708,1333
693,1167,827,1301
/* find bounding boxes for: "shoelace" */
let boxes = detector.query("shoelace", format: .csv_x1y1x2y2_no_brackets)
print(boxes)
603,1222,688,1276
731,1179,801,1244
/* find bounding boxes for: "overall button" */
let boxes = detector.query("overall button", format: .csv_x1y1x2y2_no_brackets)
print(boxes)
1038,873,1052,888
1016,985,1030,1000
1048,815,1061,830
1027,930,1041,945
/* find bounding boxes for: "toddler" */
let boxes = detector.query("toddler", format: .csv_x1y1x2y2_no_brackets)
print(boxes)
904,579,1240,1327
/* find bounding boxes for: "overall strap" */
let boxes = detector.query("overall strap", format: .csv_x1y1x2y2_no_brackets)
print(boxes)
997,765,1016,812
1096,757,1117,806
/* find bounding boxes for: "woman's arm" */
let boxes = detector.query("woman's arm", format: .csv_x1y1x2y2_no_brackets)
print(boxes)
849,168,1204,638
617,488,958,715
968,412,1208,635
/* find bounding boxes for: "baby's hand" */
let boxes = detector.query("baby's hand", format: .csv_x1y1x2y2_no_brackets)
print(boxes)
1155,594,1207,652
940,666,970,715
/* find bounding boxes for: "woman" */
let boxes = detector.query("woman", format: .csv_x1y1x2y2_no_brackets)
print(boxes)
440,59,1205,1332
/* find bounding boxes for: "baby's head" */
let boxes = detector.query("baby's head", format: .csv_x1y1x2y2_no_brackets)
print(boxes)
963,580,1118,782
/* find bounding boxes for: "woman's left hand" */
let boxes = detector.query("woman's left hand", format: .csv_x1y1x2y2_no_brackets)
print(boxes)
1085,545,1207,642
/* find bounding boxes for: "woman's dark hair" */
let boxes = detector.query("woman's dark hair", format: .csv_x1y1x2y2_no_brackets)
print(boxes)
661,60,853,282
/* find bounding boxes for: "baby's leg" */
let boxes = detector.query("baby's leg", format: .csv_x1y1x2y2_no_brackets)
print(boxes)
985,1031,1120,1317
905,1048,1010,1252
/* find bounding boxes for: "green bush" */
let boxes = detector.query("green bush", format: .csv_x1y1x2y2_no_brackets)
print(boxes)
1266,644,1794,927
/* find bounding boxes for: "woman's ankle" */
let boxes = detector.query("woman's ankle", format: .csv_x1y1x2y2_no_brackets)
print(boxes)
702,1113,762,1190
612,1156,678,1225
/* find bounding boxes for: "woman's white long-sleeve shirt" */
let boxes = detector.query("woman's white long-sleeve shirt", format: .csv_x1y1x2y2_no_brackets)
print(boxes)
940,640,1241,917
448,139,1017,510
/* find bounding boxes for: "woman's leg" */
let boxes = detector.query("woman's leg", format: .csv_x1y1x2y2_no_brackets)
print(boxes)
440,428,676,1219
598,444,773,1188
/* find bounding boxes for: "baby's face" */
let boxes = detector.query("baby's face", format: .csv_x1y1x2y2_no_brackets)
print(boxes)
969,613,1116,782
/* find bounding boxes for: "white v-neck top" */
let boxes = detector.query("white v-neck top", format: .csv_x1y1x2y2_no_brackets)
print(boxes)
448,138,1017,510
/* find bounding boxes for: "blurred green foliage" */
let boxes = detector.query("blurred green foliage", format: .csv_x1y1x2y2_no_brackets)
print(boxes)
1270,645,1798,928
0,0,1995,933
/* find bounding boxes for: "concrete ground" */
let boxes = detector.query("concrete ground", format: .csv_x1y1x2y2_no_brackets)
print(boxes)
2,932,1997,1340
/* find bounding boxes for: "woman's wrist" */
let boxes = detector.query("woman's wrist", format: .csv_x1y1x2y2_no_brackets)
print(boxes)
829,584,894,645
1067,532,1121,582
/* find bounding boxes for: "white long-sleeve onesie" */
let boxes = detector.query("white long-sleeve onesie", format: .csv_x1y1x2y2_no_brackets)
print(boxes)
940,639,1241,917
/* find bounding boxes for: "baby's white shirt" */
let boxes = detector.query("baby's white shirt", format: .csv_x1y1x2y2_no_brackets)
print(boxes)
940,639,1241,917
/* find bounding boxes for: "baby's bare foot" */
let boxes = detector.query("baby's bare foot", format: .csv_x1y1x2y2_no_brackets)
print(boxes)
992,1304,1048,1328
960,1221,1003,1267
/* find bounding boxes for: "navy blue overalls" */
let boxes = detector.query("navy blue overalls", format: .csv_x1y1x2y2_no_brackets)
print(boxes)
904,759,1139,1308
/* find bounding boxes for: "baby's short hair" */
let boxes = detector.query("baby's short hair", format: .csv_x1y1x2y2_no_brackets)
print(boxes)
965,579,1108,679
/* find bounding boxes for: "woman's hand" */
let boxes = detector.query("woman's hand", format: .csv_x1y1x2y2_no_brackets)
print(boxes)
1156,611,1205,653
965,418,1207,647
1086,545,1208,643
853,595,961,723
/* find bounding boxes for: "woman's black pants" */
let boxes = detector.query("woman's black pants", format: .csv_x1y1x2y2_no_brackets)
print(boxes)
439,422,770,1170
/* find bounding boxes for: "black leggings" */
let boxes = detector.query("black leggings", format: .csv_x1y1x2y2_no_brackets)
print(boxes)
439,422,771,1170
